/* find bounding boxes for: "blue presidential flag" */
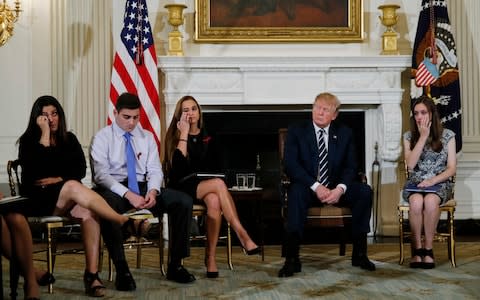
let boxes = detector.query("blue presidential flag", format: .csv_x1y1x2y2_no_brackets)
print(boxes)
411,0,462,152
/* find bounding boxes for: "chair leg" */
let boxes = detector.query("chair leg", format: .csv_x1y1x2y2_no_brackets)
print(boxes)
158,220,165,276
398,209,405,265
46,225,55,294
108,253,114,282
227,222,233,270
136,235,142,269
448,211,456,267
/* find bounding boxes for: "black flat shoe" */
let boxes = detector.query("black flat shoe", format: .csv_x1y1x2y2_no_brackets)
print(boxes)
278,257,301,277
422,249,435,269
115,270,136,291
166,265,196,283
409,248,425,269
352,255,376,271
242,246,261,256
37,271,55,286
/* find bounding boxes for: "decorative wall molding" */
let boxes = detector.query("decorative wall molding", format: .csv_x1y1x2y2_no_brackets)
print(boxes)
159,55,411,181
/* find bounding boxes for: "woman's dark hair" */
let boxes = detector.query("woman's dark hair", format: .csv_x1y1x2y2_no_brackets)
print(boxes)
163,95,203,177
18,95,68,146
409,95,443,152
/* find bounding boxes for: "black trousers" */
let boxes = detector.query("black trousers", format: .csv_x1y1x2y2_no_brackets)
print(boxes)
94,183,193,267
286,181,373,237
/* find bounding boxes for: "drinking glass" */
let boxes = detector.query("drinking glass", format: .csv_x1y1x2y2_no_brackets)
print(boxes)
236,173,247,189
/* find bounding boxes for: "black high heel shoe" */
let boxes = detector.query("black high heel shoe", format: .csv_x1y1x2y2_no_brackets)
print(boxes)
242,246,261,256
121,217,136,237
37,271,56,286
204,257,219,278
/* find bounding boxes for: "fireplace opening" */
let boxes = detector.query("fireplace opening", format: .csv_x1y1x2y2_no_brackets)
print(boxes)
204,110,365,184
203,109,365,245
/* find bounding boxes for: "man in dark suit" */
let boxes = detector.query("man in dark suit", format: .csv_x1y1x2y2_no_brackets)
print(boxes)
278,92,375,277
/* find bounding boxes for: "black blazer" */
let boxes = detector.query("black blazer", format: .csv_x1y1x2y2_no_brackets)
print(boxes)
284,120,358,190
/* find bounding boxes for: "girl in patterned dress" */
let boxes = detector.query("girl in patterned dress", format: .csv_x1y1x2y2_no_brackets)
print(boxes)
403,95,456,269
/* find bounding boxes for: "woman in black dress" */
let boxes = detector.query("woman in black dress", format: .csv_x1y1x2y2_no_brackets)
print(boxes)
164,95,260,278
16,95,134,297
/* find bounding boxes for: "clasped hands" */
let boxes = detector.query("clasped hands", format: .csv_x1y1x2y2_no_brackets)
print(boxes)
125,189,157,209
416,177,436,188
316,185,343,205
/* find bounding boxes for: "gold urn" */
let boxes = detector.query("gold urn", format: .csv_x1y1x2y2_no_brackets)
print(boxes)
378,4,400,55
165,3,187,56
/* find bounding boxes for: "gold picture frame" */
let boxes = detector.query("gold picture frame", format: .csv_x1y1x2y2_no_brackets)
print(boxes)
195,0,363,43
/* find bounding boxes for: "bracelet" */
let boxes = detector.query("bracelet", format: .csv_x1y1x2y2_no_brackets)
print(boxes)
179,138,188,142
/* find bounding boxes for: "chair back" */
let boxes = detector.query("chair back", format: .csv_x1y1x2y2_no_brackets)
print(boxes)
7,159,21,196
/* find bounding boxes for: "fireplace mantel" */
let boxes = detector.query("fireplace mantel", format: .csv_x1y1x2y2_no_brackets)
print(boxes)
158,55,411,178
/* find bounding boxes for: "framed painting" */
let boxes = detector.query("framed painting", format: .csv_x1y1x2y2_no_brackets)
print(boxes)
194,0,363,42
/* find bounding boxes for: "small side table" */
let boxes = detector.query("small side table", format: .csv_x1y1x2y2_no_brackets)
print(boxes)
229,187,265,261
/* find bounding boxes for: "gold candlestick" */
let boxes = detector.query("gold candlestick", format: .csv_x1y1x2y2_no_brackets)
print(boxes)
378,4,400,55
165,3,187,56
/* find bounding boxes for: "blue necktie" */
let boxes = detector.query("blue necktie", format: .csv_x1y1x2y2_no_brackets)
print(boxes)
124,132,139,194
317,129,329,187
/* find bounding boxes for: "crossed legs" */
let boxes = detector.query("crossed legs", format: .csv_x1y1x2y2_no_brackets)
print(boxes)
54,180,129,226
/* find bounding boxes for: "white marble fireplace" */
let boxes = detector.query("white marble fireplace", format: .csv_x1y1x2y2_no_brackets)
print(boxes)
158,55,411,181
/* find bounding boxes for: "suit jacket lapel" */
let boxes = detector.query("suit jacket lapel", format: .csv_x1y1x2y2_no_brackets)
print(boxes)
307,123,319,164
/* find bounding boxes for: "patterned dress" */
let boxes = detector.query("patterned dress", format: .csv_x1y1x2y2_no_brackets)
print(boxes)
402,129,455,205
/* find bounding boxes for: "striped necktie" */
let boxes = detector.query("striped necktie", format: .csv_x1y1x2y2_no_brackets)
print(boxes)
317,128,329,186
124,132,140,194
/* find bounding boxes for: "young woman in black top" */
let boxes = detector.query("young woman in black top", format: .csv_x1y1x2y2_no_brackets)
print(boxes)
164,95,260,278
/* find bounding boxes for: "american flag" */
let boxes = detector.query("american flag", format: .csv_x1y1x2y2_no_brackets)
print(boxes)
109,0,161,148
415,58,439,87
411,0,462,152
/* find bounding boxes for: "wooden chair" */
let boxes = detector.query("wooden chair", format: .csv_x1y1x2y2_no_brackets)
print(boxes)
159,204,233,272
278,128,353,256
7,159,85,294
106,210,165,280
398,160,457,267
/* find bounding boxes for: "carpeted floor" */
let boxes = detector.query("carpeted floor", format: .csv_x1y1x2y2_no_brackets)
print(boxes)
2,242,480,299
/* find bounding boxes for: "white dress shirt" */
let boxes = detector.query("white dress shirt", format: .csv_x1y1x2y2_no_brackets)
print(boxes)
90,121,163,197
